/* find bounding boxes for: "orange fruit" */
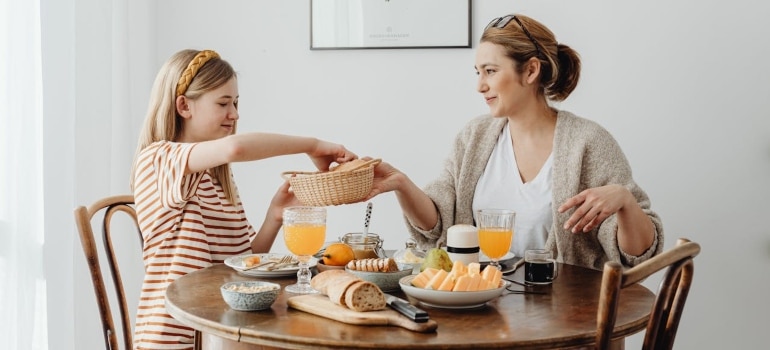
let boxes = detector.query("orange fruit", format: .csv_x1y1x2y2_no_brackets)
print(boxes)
322,243,356,266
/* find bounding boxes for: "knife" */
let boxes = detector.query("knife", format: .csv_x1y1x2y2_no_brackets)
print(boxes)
383,293,429,323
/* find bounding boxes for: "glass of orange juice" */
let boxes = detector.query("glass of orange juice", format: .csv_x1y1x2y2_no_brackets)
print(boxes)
476,209,515,270
283,206,326,294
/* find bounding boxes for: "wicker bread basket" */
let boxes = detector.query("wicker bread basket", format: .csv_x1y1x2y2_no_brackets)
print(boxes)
282,158,382,206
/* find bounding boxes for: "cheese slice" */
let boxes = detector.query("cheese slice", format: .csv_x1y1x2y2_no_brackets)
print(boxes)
468,262,481,276
437,272,456,291
466,274,482,291
425,269,449,290
453,275,471,291
412,267,438,288
451,260,467,275
481,265,503,289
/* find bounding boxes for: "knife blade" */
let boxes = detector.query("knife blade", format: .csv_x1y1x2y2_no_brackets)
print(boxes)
383,293,429,323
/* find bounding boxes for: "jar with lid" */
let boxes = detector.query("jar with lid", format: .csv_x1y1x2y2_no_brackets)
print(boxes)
392,238,426,274
339,232,386,259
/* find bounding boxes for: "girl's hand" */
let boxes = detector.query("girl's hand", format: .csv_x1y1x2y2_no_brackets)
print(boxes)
308,140,357,171
557,184,633,233
266,181,301,223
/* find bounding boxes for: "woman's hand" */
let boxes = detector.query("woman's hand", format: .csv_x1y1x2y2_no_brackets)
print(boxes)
308,140,357,171
557,184,633,233
365,160,405,200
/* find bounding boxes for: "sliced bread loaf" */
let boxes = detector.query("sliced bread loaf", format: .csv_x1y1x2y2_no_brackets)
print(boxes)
344,281,386,312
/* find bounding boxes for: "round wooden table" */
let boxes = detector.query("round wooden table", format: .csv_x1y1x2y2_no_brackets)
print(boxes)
166,263,653,349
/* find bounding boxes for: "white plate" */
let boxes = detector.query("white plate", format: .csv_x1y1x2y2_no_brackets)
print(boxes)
398,275,508,309
224,253,318,278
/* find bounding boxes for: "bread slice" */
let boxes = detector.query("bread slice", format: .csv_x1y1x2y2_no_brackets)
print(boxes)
310,270,351,295
326,274,361,305
330,159,368,172
344,281,386,312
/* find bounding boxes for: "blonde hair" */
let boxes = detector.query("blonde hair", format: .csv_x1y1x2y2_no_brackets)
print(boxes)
131,49,239,204
481,14,581,102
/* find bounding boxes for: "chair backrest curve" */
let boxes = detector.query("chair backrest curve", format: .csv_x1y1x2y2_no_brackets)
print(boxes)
596,238,700,350
75,195,140,350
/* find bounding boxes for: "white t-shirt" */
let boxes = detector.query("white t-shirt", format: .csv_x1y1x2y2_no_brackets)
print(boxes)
473,122,553,258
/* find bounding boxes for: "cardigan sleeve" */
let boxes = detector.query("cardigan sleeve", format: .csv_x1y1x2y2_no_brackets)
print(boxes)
550,111,664,270
403,134,464,250
403,115,503,250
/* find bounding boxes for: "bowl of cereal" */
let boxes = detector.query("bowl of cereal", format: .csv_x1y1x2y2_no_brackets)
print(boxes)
220,281,281,311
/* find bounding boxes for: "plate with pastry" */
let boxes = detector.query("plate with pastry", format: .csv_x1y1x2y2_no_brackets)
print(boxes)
225,253,318,277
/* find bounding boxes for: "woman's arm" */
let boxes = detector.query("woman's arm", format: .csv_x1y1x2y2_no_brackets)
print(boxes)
557,184,655,256
366,161,438,231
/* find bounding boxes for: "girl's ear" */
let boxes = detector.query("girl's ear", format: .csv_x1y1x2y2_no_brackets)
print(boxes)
524,57,541,85
176,95,192,119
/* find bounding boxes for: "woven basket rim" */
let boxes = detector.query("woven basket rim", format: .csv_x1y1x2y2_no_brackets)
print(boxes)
280,158,381,178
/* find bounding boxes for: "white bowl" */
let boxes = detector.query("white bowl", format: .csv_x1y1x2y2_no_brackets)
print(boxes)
220,281,281,311
398,275,508,309
345,267,412,292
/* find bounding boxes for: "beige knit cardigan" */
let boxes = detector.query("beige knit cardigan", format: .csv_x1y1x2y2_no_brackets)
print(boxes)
405,110,664,270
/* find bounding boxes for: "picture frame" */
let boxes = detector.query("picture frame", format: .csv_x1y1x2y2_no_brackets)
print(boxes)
310,0,472,50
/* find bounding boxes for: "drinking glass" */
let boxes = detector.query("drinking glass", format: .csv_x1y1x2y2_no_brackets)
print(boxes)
283,206,326,294
476,209,515,270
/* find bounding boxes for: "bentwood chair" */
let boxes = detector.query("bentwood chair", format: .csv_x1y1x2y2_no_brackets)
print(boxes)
75,195,141,350
76,195,203,350
596,238,701,350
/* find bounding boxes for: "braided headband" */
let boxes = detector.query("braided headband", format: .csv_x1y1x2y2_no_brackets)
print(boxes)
175,50,220,97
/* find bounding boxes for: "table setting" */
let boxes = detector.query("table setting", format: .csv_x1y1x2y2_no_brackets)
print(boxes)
165,161,655,348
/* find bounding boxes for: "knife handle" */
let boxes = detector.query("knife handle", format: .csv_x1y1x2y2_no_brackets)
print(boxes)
390,299,429,323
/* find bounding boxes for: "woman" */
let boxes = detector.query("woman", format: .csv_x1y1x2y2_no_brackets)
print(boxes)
130,49,356,349
367,14,663,270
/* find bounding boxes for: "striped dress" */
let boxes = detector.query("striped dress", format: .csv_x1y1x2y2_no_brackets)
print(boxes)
132,141,255,349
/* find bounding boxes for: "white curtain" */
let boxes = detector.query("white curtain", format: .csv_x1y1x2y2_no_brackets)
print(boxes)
0,0,48,349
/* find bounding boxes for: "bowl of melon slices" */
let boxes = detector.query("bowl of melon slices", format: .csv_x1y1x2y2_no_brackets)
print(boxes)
399,261,508,309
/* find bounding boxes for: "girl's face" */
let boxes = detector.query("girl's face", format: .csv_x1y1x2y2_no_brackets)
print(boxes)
179,77,239,142
474,42,532,118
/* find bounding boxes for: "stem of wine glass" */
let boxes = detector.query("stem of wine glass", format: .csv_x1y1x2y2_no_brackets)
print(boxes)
489,259,500,270
296,257,311,286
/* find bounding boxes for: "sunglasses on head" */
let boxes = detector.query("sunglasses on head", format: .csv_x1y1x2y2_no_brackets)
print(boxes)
485,15,543,58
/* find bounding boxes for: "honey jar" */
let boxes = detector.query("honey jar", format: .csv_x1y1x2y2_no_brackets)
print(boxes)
340,233,386,259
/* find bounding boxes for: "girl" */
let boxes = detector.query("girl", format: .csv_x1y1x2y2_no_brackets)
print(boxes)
130,49,356,349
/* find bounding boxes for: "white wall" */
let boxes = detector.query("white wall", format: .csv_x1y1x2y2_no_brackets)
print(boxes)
68,1,770,349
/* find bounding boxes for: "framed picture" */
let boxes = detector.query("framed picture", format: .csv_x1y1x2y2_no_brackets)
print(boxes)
310,0,472,50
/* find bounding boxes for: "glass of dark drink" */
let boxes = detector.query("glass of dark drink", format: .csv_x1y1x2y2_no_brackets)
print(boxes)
524,249,557,285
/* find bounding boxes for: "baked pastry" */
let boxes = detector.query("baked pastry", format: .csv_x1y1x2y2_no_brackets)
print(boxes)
346,258,399,272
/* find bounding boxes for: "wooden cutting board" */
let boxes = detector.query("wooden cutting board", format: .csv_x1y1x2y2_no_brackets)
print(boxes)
287,294,437,333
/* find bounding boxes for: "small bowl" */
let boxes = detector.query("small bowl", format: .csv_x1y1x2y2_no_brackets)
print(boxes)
345,268,412,292
220,281,281,311
315,261,347,273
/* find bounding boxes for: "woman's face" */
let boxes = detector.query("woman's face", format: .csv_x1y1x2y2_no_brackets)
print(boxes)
180,77,239,142
475,42,530,118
